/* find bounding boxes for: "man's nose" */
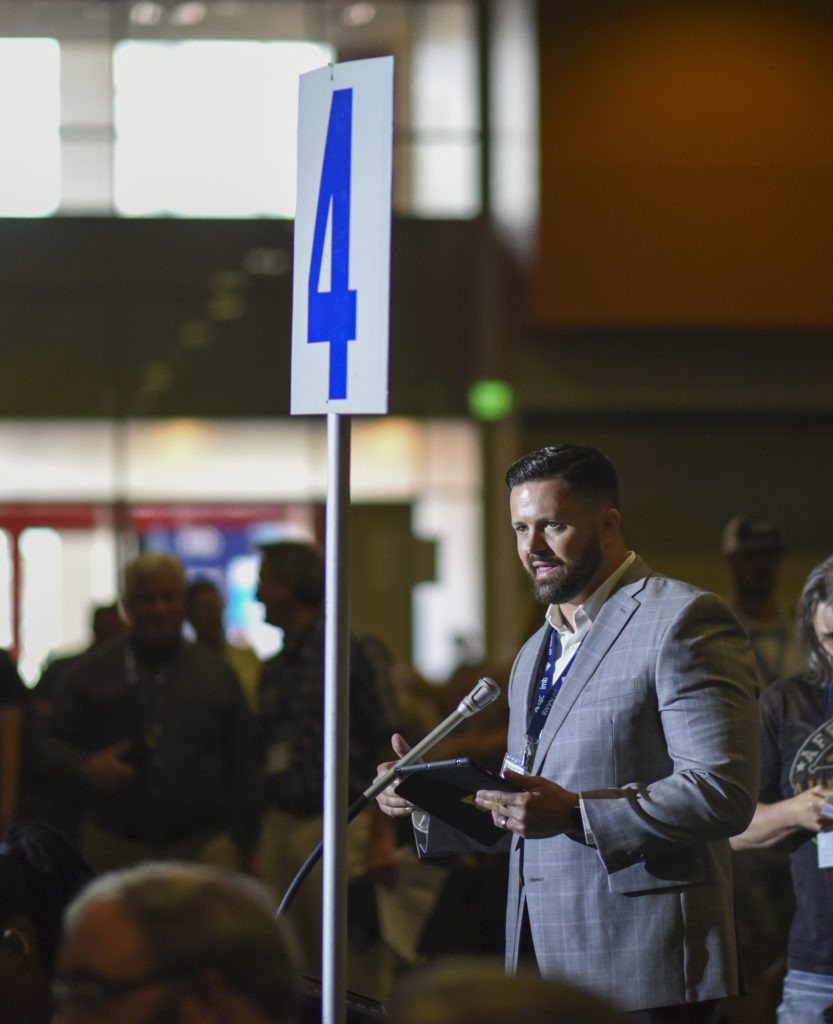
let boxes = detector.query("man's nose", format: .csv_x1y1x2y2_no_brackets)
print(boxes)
520,528,545,558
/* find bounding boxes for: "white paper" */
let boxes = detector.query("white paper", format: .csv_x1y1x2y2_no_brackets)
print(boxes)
817,831,833,868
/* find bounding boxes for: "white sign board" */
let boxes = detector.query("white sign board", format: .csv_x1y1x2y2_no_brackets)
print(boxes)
291,57,393,415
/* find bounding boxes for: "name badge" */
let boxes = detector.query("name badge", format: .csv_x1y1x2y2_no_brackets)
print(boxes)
818,831,833,869
502,752,530,778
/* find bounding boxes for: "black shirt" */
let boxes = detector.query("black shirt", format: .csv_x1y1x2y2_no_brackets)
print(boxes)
39,637,258,847
760,671,833,974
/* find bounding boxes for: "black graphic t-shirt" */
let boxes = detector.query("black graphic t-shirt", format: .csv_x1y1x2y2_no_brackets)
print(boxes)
760,671,833,974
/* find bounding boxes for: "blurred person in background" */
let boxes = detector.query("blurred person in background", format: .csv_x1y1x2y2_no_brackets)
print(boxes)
0,650,27,835
38,552,259,874
32,602,129,715
185,577,262,712
21,602,129,841
722,514,803,687
255,539,399,997
0,820,93,1024
719,515,802,1024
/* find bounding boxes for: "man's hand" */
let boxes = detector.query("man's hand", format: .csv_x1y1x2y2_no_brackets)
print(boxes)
475,771,578,838
374,733,418,819
80,740,136,793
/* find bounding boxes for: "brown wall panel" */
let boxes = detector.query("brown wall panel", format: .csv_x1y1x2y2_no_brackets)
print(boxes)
535,1,833,326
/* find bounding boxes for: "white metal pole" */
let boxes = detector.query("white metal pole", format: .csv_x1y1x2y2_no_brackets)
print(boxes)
322,412,351,1024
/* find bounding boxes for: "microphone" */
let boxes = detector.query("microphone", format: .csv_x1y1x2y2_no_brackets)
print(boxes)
361,675,501,802
276,676,501,917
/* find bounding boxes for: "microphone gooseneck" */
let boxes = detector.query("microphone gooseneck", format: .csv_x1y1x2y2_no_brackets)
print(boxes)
360,675,501,802
276,676,501,917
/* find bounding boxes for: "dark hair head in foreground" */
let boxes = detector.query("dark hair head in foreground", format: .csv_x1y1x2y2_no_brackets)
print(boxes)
0,821,93,1024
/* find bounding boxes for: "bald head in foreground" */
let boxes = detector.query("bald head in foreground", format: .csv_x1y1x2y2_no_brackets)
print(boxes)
53,862,301,1024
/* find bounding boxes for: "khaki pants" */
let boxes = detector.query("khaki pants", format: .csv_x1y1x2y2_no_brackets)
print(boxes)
81,818,241,875
260,807,396,999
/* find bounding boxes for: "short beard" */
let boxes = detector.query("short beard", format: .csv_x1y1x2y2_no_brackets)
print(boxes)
527,535,603,606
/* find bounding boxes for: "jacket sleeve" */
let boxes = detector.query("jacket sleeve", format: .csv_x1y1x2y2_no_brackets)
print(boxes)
37,668,92,785
581,592,761,877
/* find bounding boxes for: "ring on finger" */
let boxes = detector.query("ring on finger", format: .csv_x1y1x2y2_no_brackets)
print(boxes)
501,815,509,829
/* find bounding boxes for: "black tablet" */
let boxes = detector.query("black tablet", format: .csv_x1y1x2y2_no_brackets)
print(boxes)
393,757,522,845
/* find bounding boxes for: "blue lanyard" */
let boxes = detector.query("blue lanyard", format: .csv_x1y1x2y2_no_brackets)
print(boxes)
526,628,583,744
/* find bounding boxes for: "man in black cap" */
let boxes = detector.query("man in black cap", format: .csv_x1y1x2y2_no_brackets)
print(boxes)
722,513,803,687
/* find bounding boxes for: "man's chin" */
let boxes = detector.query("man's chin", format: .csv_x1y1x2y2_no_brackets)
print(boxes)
531,573,586,606
138,632,181,648
532,581,569,606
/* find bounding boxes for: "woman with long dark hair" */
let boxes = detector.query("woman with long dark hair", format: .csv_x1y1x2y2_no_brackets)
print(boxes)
733,554,833,1023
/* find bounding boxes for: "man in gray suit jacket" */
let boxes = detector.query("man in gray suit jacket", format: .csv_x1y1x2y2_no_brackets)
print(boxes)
376,444,761,1023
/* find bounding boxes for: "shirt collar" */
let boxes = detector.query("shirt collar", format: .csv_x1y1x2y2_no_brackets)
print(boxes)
547,551,636,637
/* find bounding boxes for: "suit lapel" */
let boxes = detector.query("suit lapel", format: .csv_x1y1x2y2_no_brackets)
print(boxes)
531,558,652,774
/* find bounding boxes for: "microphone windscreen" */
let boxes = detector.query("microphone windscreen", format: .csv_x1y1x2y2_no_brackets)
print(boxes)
458,676,501,717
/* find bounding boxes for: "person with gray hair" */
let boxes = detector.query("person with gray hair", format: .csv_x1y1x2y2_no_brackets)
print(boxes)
53,862,301,1024
732,554,833,1023
38,551,259,874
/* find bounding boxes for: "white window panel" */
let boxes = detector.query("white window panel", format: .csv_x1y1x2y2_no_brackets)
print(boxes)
59,41,113,213
113,40,332,218
411,3,479,217
0,532,11,650
412,138,479,218
0,38,60,217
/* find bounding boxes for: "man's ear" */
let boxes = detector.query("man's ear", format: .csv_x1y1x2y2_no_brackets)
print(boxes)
599,507,621,545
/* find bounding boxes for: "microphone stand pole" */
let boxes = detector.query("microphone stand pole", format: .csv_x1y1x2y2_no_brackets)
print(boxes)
322,412,350,1024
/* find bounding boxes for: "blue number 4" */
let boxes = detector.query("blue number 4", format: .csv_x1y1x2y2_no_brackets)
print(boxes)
307,88,357,401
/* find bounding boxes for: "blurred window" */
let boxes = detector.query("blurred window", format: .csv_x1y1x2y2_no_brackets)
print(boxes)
0,38,60,217
113,40,333,217
19,528,62,684
0,531,12,649
0,0,481,219
408,3,480,218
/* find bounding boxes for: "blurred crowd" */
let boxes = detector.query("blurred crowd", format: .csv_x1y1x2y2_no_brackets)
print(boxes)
0,513,828,1023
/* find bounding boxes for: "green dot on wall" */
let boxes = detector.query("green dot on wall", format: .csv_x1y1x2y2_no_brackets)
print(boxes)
468,380,514,421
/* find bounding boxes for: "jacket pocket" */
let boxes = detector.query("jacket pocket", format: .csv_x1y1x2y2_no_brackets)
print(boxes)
607,846,706,895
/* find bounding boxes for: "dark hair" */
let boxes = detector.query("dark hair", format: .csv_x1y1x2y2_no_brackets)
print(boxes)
0,822,93,976
505,445,619,508
796,555,833,684
259,541,325,609
184,578,221,607
123,552,186,602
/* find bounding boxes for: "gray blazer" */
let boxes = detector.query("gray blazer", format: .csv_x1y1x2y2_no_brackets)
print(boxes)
418,557,761,1013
